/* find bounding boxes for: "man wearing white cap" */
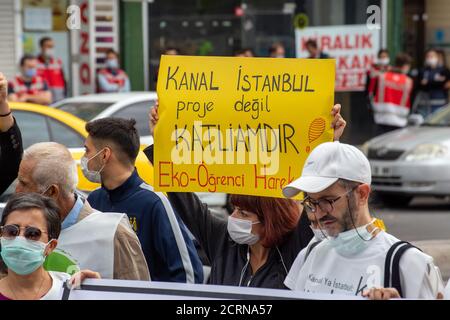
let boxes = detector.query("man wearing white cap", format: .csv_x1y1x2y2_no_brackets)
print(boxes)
282,141,443,299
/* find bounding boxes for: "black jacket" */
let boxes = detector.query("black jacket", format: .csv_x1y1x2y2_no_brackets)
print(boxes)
0,119,23,196
144,145,313,289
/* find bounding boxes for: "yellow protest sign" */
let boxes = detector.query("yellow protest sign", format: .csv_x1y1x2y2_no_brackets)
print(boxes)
155,55,335,198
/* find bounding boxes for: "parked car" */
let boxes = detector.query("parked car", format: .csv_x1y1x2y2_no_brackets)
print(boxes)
10,102,154,193
52,92,157,146
361,105,450,206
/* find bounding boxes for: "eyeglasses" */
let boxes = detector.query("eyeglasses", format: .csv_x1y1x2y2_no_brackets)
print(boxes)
301,187,357,214
0,224,47,241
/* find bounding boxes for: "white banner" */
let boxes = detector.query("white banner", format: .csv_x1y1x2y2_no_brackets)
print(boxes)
63,279,363,300
295,24,381,92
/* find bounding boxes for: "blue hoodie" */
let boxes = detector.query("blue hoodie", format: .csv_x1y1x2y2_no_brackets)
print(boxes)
87,170,203,283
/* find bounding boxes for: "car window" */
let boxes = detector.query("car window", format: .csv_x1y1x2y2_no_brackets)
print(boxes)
423,104,450,126
13,111,50,148
57,102,113,121
48,118,85,148
113,100,155,137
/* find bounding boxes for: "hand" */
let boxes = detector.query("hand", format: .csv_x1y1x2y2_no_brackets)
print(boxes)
68,269,101,289
0,73,7,103
149,99,159,136
362,287,400,300
331,103,346,141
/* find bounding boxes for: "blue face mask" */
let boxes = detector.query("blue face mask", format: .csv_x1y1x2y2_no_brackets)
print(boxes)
0,236,51,275
328,219,380,257
106,59,119,69
24,68,37,78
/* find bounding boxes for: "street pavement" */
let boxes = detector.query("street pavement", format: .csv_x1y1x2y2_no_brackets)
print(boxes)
372,196,450,242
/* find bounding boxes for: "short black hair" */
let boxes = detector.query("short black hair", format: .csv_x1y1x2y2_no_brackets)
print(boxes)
39,37,52,48
305,39,318,49
1,193,61,240
395,53,412,68
269,42,285,55
86,117,140,165
20,54,35,67
234,48,246,56
377,49,389,57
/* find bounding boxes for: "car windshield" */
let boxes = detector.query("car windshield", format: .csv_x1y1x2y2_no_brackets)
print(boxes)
422,105,450,127
57,102,113,121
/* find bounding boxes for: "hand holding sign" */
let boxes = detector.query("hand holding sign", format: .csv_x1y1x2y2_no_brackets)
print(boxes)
331,103,346,141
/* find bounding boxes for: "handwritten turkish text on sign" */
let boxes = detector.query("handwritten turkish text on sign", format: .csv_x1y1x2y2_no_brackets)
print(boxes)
155,55,335,198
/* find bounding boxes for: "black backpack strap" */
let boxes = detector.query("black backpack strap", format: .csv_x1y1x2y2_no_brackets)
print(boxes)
384,241,421,298
304,240,322,263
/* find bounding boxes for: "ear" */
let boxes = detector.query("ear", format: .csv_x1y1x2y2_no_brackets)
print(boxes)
46,184,60,199
44,239,58,256
356,184,371,205
103,146,112,162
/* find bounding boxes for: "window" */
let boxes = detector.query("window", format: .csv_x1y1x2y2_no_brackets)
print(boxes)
48,119,85,148
13,111,50,148
57,102,113,121
113,100,156,137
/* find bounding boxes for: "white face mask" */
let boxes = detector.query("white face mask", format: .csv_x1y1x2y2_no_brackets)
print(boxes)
310,225,328,241
80,148,106,184
426,57,439,68
44,48,54,57
328,219,380,256
378,57,390,66
227,216,260,245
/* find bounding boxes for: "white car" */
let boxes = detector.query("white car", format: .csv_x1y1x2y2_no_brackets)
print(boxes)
52,92,231,211
52,92,157,146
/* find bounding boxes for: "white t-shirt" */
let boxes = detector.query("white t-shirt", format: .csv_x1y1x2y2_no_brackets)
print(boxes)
285,231,443,299
40,271,71,300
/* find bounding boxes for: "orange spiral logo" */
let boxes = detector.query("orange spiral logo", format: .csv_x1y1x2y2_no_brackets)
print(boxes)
308,118,326,143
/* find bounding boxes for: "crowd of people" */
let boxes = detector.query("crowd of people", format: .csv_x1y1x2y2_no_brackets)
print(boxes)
6,37,131,105
365,48,450,135
1,38,450,300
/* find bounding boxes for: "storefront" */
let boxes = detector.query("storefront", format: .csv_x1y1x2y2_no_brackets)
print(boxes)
0,0,448,141
0,0,120,97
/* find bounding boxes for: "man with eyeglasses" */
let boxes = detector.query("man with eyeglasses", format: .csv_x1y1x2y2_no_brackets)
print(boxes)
282,141,444,299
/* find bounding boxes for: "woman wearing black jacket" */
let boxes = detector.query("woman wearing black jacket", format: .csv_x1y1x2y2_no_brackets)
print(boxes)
146,103,346,289
0,72,23,196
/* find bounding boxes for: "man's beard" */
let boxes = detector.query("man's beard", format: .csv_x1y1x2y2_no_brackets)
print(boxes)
319,196,357,237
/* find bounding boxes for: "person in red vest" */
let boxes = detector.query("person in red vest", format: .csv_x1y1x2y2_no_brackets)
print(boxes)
7,55,52,105
372,53,413,135
97,49,130,93
37,37,66,103
365,49,391,99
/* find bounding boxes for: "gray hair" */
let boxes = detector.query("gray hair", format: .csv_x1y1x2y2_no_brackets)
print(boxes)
23,142,78,197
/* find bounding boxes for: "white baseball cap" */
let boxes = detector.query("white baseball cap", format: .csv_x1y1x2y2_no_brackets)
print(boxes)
282,142,371,198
